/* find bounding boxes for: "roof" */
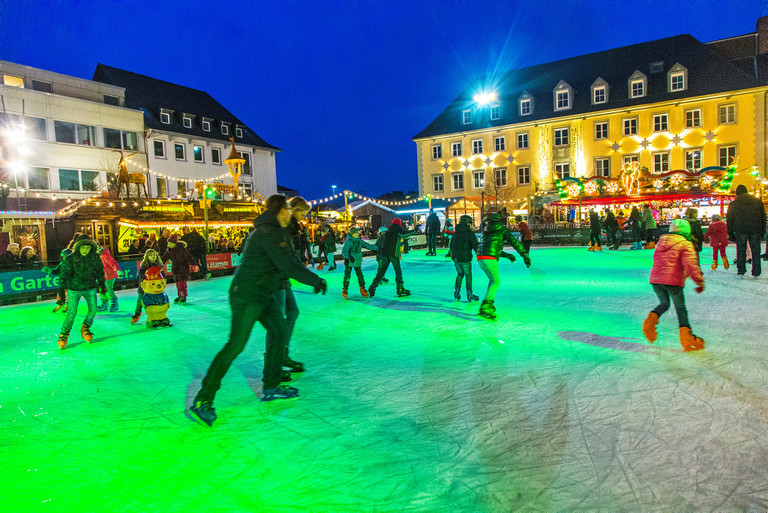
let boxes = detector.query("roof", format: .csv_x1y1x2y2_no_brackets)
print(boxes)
341,199,397,214
93,64,280,151
391,197,459,214
414,34,766,140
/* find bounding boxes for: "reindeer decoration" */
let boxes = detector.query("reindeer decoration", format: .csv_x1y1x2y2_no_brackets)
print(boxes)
620,161,642,196
115,150,148,198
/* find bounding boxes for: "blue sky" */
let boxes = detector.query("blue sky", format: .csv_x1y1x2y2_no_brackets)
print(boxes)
2,0,767,201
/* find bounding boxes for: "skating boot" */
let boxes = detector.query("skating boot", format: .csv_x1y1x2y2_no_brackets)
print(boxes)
178,296,187,304
642,312,658,343
723,259,730,270
52,302,67,313
342,288,348,299
261,384,299,402
190,400,217,427
284,356,305,373
62,304,68,313
396,285,411,297
160,318,173,327
454,287,461,301
174,297,181,303
131,312,141,324
679,327,705,352
478,300,497,319
80,323,93,343
204,272,212,280
57,331,70,349
596,245,603,252
367,285,376,298
466,289,479,302
359,286,369,298
109,299,119,313
96,302,108,312
317,261,325,270
588,243,595,252
711,259,718,271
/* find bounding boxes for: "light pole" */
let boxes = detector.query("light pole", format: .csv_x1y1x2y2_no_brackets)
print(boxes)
331,185,337,197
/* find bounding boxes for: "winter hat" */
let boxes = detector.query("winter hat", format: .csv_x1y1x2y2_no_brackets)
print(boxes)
60,248,73,258
712,214,722,221
349,226,360,236
459,215,473,225
378,226,388,233
144,266,165,282
669,219,691,238
392,218,402,226
735,184,748,195
168,234,179,244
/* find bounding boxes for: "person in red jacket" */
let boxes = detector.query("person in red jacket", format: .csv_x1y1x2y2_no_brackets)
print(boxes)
704,214,729,271
516,216,533,253
97,246,121,312
642,219,705,352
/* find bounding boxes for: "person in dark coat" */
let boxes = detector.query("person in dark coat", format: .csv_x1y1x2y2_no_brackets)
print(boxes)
368,218,416,298
588,209,602,251
0,243,20,269
450,215,479,302
727,184,766,278
156,229,170,256
190,194,327,427
629,206,643,250
603,210,619,250
162,234,194,303
181,227,210,280
685,208,705,265
425,210,441,256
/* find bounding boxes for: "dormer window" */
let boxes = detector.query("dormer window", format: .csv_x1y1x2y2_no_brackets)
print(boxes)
160,109,172,125
628,71,647,99
221,122,230,135
650,61,664,74
202,119,211,132
668,63,688,92
519,92,533,116
183,115,193,129
591,78,609,105
462,109,472,125
490,105,501,121
553,81,572,111
235,126,243,138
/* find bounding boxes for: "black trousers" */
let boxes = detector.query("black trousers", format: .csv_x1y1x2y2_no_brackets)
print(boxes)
736,233,762,276
371,256,403,288
343,265,366,289
427,233,437,254
453,260,473,290
651,284,689,328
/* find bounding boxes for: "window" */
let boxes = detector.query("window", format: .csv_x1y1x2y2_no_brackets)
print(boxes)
160,111,171,124
555,90,570,110
517,165,530,185
685,149,702,171
58,169,100,191
156,177,167,197
650,61,664,74
31,80,52,93
653,113,668,132
25,117,46,140
595,157,610,177
517,132,529,149
593,86,606,104
211,147,221,164
555,162,570,179
653,152,669,173
670,72,685,91
494,136,505,152
623,117,638,136
685,109,701,128
462,110,472,125
490,105,501,120
719,145,737,167
202,119,211,132
221,123,230,135
472,139,483,154
103,95,119,106
193,145,204,163
104,128,138,150
554,127,569,146
154,140,166,158
183,116,193,129
54,121,95,146
623,154,639,166
520,98,531,116
452,173,464,191
473,170,484,188
3,74,24,87
236,126,244,138
27,167,49,190
495,167,507,187
630,79,645,98
174,143,185,160
451,141,462,157
718,104,736,124
431,144,442,160
595,121,608,140
81,171,100,191
433,175,444,192
238,152,252,175
177,180,187,195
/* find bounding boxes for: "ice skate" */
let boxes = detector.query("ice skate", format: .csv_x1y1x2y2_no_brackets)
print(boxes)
367,285,376,298
190,400,216,427
261,384,299,402
342,288,348,299
109,300,118,313
284,357,305,373
679,327,705,352
178,297,187,304
466,290,479,302
317,261,325,270
359,287,369,298
96,302,108,312
723,259,729,270
711,260,718,271
204,273,212,280
174,297,181,303
478,300,496,319
381,278,389,284
80,324,93,343
57,331,69,349
454,287,461,301
52,302,67,313
642,312,658,343
596,245,603,252
396,285,411,297
588,243,595,252
130,313,141,324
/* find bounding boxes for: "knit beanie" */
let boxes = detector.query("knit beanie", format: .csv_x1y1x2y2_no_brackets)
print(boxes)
392,218,402,226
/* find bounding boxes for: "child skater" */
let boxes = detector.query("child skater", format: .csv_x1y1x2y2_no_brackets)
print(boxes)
341,226,378,298
450,215,479,302
56,236,106,349
132,249,163,324
44,248,72,313
97,245,121,312
704,214,729,271
642,219,706,351
163,234,194,303
318,226,337,271
443,218,455,257
374,226,390,284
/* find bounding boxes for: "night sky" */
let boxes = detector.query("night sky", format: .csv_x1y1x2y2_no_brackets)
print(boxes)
2,0,767,202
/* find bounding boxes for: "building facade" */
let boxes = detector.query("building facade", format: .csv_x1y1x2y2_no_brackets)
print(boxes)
414,20,768,206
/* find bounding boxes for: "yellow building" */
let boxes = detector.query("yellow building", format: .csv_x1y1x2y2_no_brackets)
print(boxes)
414,20,768,211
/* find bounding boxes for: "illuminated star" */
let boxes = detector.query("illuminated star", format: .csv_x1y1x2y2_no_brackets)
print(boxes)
611,141,620,152
507,154,515,163
704,130,716,142
442,162,450,170
672,134,682,146
485,157,492,166
640,138,650,150
463,159,470,167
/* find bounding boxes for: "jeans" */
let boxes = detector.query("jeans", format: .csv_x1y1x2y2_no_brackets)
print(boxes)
343,265,366,289
427,233,437,254
61,288,97,333
101,278,117,302
632,225,642,243
134,289,145,316
453,260,473,291
269,287,299,356
651,283,689,328
478,258,500,301
196,296,288,402
371,256,403,288
736,233,762,276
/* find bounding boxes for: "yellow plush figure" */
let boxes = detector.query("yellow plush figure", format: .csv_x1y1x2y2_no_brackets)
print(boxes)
141,266,171,328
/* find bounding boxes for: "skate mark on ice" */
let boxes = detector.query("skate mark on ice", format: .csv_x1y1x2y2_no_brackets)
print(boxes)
558,331,682,353
368,300,484,321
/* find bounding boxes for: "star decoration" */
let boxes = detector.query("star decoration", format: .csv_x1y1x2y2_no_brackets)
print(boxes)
672,134,682,146
507,154,515,163
704,130,716,142
463,159,470,168
640,138,650,150
442,162,450,170
485,157,493,166
611,141,621,152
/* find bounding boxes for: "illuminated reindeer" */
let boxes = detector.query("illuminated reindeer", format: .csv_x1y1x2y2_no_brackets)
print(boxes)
620,161,642,196
115,150,148,198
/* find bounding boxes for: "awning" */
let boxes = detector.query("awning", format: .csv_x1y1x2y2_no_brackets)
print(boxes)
550,193,733,207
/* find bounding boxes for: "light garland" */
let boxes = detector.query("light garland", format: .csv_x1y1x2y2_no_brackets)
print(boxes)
126,158,231,182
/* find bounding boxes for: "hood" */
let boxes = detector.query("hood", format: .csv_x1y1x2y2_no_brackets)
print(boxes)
654,233,689,254
455,223,472,233
72,238,99,255
253,211,281,230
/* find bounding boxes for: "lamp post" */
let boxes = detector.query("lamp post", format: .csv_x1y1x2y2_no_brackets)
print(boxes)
331,184,337,198
224,137,245,197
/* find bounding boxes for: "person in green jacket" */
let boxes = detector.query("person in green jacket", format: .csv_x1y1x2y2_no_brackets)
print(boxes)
642,204,658,249
56,236,106,349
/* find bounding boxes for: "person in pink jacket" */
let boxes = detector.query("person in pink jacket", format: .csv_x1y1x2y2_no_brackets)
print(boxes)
97,246,121,312
703,214,729,271
642,219,706,352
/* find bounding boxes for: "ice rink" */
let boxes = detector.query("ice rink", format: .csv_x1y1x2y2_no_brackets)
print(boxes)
4,246,768,511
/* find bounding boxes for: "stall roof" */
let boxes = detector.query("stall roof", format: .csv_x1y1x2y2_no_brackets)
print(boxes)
551,193,734,206
391,198,458,215
341,199,397,214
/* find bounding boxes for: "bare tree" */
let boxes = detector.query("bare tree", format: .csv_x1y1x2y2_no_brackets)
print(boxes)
483,168,517,215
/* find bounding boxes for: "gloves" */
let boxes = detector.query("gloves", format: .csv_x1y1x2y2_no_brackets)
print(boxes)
344,258,349,266
523,254,532,268
348,255,355,265
314,279,327,295
99,283,107,295
695,283,705,294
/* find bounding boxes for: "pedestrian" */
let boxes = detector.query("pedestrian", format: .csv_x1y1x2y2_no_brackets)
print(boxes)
450,215,479,302
516,216,533,253
131,249,163,324
56,236,106,349
642,204,657,249
156,228,171,255
190,194,327,426
19,246,40,268
726,184,766,278
127,239,143,256
181,227,211,280
97,245,121,312
368,218,415,298
0,243,21,269
425,210,440,256
588,208,602,251
642,219,705,351
341,226,378,298
163,234,194,303
476,213,531,319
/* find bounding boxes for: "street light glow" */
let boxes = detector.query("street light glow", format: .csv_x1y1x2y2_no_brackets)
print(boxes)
473,91,497,105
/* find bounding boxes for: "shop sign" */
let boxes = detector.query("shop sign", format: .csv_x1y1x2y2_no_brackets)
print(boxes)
0,261,138,299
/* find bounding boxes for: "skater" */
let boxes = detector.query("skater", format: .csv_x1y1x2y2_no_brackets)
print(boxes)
131,249,163,324
642,204,657,249
181,227,211,280
476,212,531,318
318,226,337,270
685,208,704,266
163,234,194,303
425,209,440,255
443,218,454,257
642,219,705,351
516,216,533,254
190,194,327,427
56,236,106,349
588,208,602,251
97,245,121,312
368,218,415,298
42,248,73,313
704,214,729,270
604,209,619,250
629,206,643,250
727,184,766,278
341,226,378,298
374,226,390,284
450,215,479,302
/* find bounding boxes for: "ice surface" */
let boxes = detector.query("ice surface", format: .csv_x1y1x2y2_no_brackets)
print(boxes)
3,246,768,511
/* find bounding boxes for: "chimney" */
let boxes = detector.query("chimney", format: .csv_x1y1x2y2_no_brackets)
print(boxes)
758,16,768,55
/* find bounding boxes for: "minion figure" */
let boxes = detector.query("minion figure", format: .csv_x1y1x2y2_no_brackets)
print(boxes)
141,266,171,328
